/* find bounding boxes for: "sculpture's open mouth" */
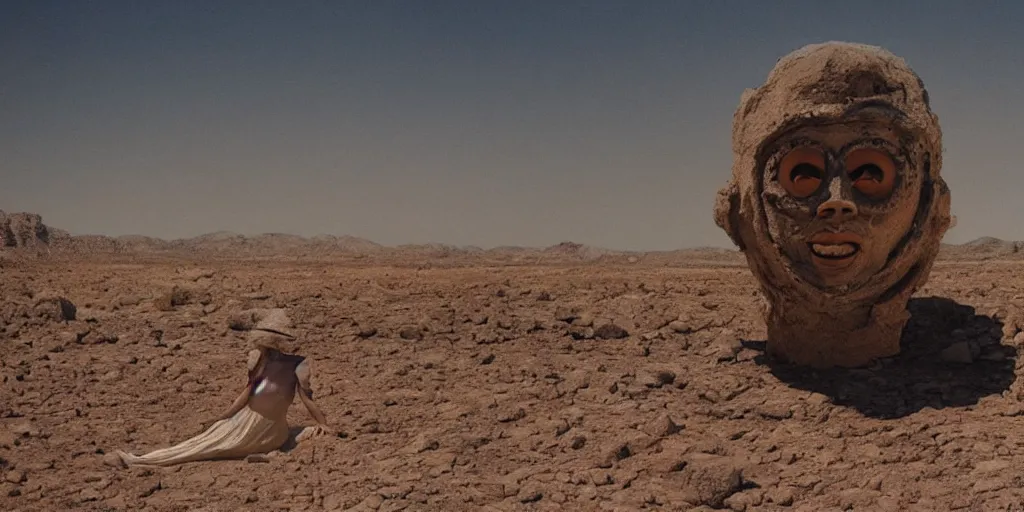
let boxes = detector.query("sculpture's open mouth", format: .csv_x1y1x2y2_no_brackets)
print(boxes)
807,232,863,263
809,242,859,259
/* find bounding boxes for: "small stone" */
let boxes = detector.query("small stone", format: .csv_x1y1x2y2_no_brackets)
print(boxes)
766,486,795,506
518,490,543,503
867,475,883,491
640,330,663,341
568,325,595,340
4,470,25,484
102,453,126,468
712,333,743,361
601,436,648,467
679,454,746,508
154,286,192,311
83,331,119,345
573,313,595,327
34,296,76,321
498,407,526,423
100,370,121,382
10,421,37,437
554,307,578,323
724,491,755,511
79,487,101,502
399,326,423,340
642,370,676,388
405,433,440,453
227,311,256,330
755,402,793,420
668,320,692,333
642,413,683,438
407,491,429,503
594,323,629,340
356,327,377,338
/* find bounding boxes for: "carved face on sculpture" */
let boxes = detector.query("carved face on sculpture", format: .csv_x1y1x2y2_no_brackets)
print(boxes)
760,117,923,288
715,41,951,303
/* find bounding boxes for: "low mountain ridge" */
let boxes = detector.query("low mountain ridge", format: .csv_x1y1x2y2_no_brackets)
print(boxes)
1,210,1019,263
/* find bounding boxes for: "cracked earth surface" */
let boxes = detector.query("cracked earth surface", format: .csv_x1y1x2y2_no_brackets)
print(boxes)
3,259,1024,511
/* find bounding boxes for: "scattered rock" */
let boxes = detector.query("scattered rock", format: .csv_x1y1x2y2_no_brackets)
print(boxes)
594,322,629,339
154,286,192,311
568,325,595,340
642,370,677,388
78,487,101,502
227,311,257,330
554,307,579,323
679,454,746,508
4,247,1024,511
398,326,424,340
668,320,693,333
643,413,683,438
34,296,76,322
4,470,25,484
101,453,125,468
573,313,595,327
766,485,796,506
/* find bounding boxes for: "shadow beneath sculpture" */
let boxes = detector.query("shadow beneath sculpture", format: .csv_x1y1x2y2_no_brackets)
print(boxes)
751,296,1017,419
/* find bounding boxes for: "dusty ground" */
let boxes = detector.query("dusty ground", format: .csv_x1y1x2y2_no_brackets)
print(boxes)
3,258,1024,511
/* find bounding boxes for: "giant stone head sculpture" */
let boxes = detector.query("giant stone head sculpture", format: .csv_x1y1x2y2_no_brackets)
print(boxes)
714,41,952,368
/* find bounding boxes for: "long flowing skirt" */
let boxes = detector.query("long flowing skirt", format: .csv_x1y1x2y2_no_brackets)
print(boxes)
114,406,290,467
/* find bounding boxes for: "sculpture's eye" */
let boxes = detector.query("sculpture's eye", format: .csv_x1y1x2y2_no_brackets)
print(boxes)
779,147,825,198
845,147,896,199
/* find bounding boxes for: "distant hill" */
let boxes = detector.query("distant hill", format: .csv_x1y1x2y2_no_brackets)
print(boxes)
938,236,1021,260
1,209,1021,265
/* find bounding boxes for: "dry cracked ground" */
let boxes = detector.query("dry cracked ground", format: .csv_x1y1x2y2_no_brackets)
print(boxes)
3,258,1024,511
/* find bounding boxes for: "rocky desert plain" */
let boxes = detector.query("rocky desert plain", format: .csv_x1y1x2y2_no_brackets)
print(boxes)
4,209,1024,512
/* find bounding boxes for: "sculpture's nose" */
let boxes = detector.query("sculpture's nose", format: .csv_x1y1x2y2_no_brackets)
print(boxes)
816,176,858,221
816,198,858,220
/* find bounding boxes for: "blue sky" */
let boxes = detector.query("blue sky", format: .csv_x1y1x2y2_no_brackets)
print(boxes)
2,1,1022,249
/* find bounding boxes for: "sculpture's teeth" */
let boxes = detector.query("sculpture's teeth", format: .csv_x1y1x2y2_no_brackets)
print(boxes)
810,243,858,258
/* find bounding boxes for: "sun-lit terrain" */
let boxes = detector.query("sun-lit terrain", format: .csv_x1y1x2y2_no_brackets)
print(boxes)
3,211,1024,511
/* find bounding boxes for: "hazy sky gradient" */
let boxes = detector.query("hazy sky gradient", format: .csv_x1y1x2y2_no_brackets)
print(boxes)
3,1,1023,250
